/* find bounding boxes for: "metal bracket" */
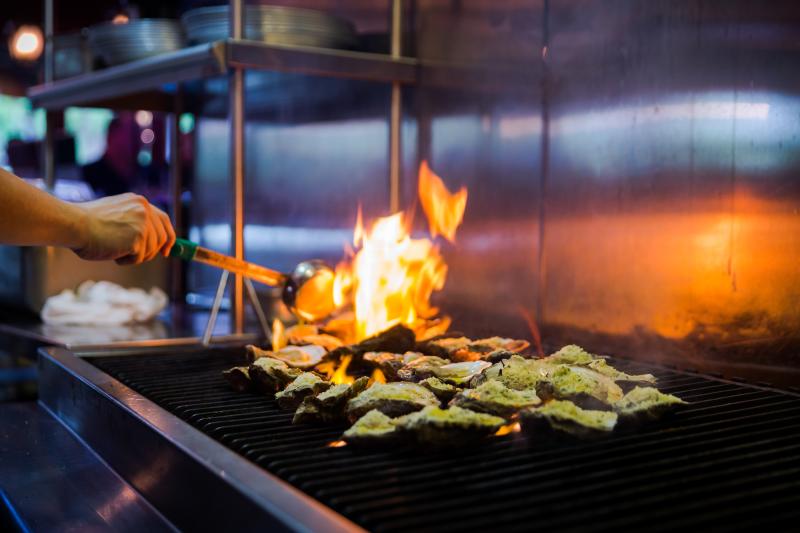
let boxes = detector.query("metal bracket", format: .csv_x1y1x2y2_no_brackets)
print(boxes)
202,271,271,346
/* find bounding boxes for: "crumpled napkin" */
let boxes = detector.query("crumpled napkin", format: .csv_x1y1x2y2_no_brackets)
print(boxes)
41,280,168,326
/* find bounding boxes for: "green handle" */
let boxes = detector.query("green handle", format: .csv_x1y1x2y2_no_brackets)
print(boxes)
170,238,199,261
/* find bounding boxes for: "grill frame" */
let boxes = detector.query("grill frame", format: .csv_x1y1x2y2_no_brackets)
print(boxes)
37,345,364,533
39,344,800,532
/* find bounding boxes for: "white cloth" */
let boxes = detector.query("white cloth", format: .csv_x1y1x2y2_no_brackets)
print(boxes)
41,281,168,326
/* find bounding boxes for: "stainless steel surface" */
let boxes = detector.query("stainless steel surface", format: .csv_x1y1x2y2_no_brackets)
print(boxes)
38,346,363,532
0,402,175,532
230,0,246,334
203,270,229,346
244,277,271,340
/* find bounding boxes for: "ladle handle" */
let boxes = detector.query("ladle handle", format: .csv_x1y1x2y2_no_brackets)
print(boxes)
169,238,287,287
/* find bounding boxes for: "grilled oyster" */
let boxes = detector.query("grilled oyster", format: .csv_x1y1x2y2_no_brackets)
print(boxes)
544,344,598,366
285,324,344,351
585,359,656,386
420,336,529,363
539,365,624,409
433,361,492,386
330,324,417,362
396,356,450,382
520,400,618,438
394,405,505,445
346,382,439,422
342,410,399,446
476,355,554,390
249,357,303,393
223,366,252,392
293,376,370,424
450,380,541,418
417,336,472,358
275,373,332,410
614,386,687,421
246,344,327,370
419,377,459,403
363,351,424,381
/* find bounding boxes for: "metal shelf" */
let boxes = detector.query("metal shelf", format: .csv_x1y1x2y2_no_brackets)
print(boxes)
28,39,418,111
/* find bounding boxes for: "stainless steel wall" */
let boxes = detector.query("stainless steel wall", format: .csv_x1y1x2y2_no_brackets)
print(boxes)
192,0,800,385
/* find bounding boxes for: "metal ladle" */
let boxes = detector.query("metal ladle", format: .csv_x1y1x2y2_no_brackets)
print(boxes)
170,238,337,322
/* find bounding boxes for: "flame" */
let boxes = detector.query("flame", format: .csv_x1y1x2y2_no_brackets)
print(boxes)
271,319,286,351
495,422,521,436
332,162,467,341
371,368,387,384
517,306,544,358
327,440,348,448
418,160,468,243
315,355,355,385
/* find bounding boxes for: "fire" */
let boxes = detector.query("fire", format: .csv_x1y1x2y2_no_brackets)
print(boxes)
327,440,347,448
495,422,521,436
271,319,286,351
418,160,468,243
333,161,467,341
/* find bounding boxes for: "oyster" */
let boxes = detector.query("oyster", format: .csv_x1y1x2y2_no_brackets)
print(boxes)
293,376,370,424
246,344,326,370
249,357,303,393
394,405,505,445
544,344,599,366
419,377,460,403
275,373,331,410
539,365,624,409
346,382,439,422
417,336,472,358
285,324,344,351
614,386,687,421
223,366,252,392
585,359,657,386
520,400,618,438
396,356,450,382
433,361,492,386
420,336,529,363
477,355,554,390
363,351,424,381
342,410,398,446
450,380,541,418
330,324,417,362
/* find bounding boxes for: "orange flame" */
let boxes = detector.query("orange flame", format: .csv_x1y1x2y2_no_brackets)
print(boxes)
495,422,521,436
271,319,286,351
332,163,467,342
418,160,468,243
327,440,348,448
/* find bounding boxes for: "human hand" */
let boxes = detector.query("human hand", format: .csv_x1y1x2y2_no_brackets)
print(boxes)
73,193,176,264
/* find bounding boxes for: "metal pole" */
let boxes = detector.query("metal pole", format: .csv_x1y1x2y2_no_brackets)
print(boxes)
388,0,403,213
169,94,184,305
230,0,246,334
43,0,55,190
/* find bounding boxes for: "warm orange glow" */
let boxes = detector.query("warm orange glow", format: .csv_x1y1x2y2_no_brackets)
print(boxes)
317,355,355,386
371,368,387,384
495,422,521,436
271,319,286,351
332,162,467,342
327,440,347,448
9,26,43,62
517,306,544,358
418,160,468,243
112,14,130,25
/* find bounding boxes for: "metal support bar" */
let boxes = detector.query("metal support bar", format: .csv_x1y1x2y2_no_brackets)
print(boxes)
43,0,55,190
244,278,271,342
230,0,246,334
169,95,184,304
202,270,229,346
388,0,403,213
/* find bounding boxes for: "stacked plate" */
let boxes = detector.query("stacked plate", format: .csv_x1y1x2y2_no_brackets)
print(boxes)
88,19,185,67
182,5,356,50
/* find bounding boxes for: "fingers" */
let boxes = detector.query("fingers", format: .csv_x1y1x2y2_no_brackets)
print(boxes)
138,199,176,263
154,207,176,257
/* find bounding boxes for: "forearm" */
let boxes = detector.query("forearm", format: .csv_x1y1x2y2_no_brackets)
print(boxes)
0,168,88,248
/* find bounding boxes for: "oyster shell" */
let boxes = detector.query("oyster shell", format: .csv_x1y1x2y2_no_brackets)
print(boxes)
539,365,624,409
345,382,439,422
293,376,370,424
394,405,505,445
476,355,554,390
544,344,598,366
432,361,492,386
450,380,541,418
396,356,450,382
363,351,424,381
223,366,252,392
246,343,327,370
275,373,332,410
249,357,303,393
614,386,687,421
520,400,618,438
419,377,460,403
342,409,398,446
585,359,657,386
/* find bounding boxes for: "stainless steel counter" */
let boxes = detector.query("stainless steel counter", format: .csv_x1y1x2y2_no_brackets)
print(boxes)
0,402,174,532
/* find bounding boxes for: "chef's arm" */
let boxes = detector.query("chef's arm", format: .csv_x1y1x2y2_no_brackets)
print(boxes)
0,167,175,264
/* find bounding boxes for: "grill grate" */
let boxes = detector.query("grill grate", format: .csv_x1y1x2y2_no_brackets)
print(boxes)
90,349,800,531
